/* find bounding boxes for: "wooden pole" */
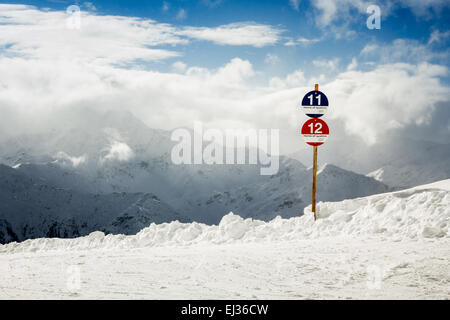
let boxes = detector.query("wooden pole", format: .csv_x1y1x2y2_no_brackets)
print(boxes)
312,83,319,221
312,145,317,221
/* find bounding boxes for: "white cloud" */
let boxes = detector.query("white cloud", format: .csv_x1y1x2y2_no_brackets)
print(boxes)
180,22,283,47
172,61,187,73
297,37,321,44
360,39,449,64
289,0,300,11
398,0,449,18
311,0,449,36
326,62,449,144
55,151,88,167
1,49,447,149
185,58,255,86
428,29,450,45
83,2,97,11
269,69,306,89
313,58,340,71
264,53,280,65
103,141,134,162
0,4,282,69
0,4,184,65
284,36,321,46
347,57,358,70
162,1,169,12
176,8,187,20
0,5,448,154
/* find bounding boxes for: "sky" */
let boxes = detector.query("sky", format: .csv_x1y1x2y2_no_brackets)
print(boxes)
0,0,449,158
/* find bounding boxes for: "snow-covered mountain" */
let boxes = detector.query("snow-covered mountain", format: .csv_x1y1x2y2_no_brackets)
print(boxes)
0,156,389,243
366,139,450,188
289,136,450,189
0,164,188,243
0,109,392,243
188,160,389,222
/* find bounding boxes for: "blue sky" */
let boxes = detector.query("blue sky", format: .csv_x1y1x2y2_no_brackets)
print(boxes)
3,0,449,78
0,1,449,154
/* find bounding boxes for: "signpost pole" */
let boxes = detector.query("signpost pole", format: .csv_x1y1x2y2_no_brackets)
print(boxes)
312,145,317,221
300,83,328,221
312,83,319,221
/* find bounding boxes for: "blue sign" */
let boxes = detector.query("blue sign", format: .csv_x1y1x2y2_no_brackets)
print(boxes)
300,90,329,118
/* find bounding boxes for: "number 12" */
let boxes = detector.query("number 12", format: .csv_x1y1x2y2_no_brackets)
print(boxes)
308,122,322,134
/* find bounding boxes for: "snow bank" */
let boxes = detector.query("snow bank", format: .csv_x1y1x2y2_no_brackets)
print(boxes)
412,179,450,192
1,180,449,253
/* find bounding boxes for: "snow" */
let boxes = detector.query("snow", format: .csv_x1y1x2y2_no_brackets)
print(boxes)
1,239,448,299
0,180,449,299
2,180,447,253
413,179,450,192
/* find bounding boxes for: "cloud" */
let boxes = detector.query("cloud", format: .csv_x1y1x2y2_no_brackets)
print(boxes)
185,57,255,86
172,61,187,73
83,2,96,11
284,36,321,46
1,49,448,150
326,62,449,144
103,141,134,162
202,0,223,7
312,58,340,71
162,1,169,12
269,69,306,89
0,4,282,69
428,29,450,45
176,8,187,20
180,22,283,47
312,0,367,28
0,4,184,66
311,0,449,36
264,53,280,65
398,0,449,18
55,151,88,167
289,0,300,11
360,38,449,65
0,5,448,157
347,57,358,70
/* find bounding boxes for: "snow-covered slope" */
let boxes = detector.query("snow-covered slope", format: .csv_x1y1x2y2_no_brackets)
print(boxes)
1,180,448,300
2,179,447,252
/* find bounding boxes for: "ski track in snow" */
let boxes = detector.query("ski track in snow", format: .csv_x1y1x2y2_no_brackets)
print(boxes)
0,239,449,299
0,180,449,299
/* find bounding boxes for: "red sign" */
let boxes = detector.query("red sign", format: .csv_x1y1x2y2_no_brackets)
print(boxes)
301,118,329,146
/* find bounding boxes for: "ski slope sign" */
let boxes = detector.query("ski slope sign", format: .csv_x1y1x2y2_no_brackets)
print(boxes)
301,118,329,146
300,88,329,118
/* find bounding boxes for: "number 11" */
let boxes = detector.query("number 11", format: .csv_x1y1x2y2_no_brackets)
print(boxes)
308,94,321,105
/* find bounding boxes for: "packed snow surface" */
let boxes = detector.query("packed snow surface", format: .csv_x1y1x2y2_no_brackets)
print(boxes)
0,180,449,299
